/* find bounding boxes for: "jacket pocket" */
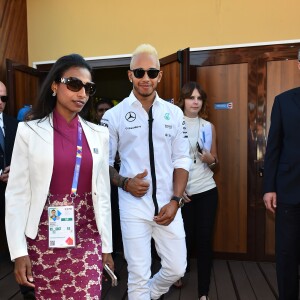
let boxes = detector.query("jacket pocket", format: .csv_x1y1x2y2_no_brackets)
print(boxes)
278,163,290,172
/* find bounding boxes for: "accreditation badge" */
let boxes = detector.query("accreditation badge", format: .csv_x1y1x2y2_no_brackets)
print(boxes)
48,206,76,248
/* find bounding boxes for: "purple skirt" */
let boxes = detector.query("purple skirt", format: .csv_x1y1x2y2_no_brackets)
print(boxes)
27,193,103,300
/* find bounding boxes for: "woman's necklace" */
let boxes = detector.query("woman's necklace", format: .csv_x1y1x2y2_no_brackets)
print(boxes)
186,117,200,164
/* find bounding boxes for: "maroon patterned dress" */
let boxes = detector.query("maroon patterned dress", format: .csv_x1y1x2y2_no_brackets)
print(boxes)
27,111,103,299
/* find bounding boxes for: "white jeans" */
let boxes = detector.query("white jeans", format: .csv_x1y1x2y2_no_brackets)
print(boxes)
121,218,187,300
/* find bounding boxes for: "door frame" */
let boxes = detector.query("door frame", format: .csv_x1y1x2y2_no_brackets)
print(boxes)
6,59,43,116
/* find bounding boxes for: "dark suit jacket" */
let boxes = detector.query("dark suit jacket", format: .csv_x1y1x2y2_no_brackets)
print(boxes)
0,113,18,207
0,113,18,251
263,87,300,204
0,113,18,171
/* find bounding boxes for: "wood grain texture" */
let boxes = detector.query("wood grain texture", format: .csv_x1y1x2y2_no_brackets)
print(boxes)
3,256,282,299
157,54,181,103
0,0,28,85
197,64,248,254
6,59,42,115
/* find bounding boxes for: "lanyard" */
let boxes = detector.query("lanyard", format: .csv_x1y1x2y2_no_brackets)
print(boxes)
71,121,83,195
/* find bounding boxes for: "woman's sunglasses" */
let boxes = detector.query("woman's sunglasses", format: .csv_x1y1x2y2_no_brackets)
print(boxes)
130,68,160,79
57,77,96,96
0,96,8,102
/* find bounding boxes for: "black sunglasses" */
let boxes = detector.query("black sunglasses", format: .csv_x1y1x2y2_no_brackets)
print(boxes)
57,77,96,96
130,68,160,79
0,95,8,102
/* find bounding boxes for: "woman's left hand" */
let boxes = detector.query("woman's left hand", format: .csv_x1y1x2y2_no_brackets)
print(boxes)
199,149,215,165
102,253,114,272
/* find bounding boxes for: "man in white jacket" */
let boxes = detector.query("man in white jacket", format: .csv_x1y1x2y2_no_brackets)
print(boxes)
102,44,191,300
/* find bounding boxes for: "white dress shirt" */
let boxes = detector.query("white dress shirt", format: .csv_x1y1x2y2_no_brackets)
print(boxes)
102,92,191,221
0,113,5,136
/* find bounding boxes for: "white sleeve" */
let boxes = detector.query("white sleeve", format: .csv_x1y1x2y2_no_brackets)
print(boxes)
172,110,192,171
101,111,118,167
5,123,30,261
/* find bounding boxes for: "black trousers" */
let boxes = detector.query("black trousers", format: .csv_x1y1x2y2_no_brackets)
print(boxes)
276,202,300,300
181,187,218,297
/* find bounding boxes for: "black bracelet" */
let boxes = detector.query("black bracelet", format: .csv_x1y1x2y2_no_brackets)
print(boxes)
124,178,131,192
121,177,128,189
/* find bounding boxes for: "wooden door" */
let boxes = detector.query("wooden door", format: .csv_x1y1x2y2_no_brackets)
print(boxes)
6,59,45,116
196,64,248,256
157,48,190,103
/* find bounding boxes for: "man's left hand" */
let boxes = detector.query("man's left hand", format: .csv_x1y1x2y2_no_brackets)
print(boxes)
0,166,10,183
153,201,178,226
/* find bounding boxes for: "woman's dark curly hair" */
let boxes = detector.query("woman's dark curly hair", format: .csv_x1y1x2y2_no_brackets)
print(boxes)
177,81,208,119
28,53,93,121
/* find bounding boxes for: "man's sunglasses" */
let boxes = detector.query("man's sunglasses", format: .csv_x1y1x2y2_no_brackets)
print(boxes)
0,96,8,102
57,77,96,96
130,68,160,79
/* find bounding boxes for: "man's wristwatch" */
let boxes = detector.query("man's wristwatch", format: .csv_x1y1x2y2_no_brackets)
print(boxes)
170,196,185,208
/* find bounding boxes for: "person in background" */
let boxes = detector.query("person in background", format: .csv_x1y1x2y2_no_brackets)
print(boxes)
5,53,113,299
95,98,114,124
16,105,34,299
0,81,22,294
94,98,123,256
0,81,18,247
177,82,218,300
263,54,300,300
0,81,18,205
17,104,32,122
101,44,191,300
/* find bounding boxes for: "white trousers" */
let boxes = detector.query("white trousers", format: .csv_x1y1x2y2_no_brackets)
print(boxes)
121,217,187,300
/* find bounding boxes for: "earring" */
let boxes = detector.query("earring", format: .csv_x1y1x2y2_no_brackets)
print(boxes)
130,80,132,83
52,91,56,96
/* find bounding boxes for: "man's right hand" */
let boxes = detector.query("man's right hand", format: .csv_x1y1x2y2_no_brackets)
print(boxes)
263,192,277,214
14,255,35,288
0,166,10,183
127,169,150,197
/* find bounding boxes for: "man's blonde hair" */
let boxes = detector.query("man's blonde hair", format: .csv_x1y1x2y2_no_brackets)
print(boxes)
130,44,160,69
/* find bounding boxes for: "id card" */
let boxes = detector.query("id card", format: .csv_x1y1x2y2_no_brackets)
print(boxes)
48,206,76,248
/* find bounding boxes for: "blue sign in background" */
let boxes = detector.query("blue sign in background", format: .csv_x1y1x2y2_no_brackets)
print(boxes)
214,102,233,110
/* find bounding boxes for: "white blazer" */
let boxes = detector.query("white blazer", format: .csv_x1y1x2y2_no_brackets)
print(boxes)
5,115,112,260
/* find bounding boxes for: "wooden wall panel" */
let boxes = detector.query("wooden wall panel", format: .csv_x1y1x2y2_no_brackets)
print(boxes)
197,64,248,253
12,68,39,114
0,0,28,86
157,53,180,103
0,0,28,254
266,59,300,134
157,61,180,103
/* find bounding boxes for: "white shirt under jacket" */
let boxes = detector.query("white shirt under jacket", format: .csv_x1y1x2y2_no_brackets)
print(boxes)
101,92,191,221
5,115,112,261
184,116,216,195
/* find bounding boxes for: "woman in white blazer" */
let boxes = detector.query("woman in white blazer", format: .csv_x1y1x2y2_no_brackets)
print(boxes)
5,54,113,299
